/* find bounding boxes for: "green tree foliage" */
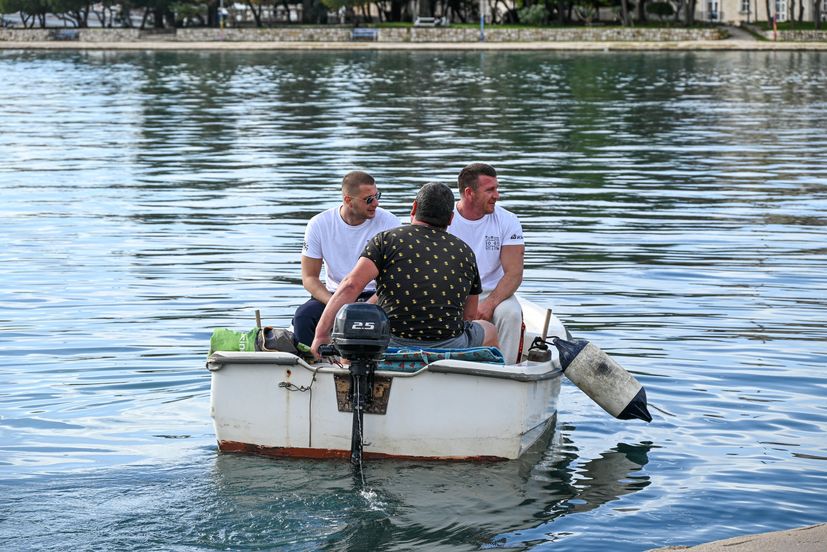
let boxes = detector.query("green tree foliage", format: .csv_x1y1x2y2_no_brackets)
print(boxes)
48,0,90,26
89,0,122,27
130,0,177,28
0,0,49,27
320,0,350,9
573,1,598,24
170,1,204,26
517,3,547,24
646,0,673,19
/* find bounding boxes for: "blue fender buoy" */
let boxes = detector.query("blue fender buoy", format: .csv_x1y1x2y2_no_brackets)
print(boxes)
552,337,652,423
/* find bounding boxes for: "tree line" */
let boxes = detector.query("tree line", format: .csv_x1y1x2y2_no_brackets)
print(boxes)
2,0,814,29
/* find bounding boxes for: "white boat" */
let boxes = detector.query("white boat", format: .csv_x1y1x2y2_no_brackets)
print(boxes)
207,296,568,461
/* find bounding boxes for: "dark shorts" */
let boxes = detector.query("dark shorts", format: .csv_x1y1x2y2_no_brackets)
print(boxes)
389,321,485,349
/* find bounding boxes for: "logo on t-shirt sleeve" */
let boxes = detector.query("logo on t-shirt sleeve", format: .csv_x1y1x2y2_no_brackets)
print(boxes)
510,233,523,240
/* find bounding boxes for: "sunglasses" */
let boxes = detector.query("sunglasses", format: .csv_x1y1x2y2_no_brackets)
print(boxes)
349,191,382,205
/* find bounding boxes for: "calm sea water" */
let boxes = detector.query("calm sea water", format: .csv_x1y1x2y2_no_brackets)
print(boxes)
1,49,826,551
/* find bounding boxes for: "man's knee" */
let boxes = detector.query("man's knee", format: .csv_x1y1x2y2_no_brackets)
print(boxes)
493,296,522,326
476,320,499,348
292,299,325,345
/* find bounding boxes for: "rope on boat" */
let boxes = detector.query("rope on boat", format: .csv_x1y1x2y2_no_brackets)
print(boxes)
277,364,322,447
278,382,313,392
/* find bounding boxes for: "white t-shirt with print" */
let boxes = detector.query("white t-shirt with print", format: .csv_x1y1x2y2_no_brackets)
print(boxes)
447,204,524,292
302,206,400,292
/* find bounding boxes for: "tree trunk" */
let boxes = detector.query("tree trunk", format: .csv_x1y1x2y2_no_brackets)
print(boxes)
418,0,432,18
620,0,631,24
685,0,696,24
120,5,130,27
816,0,822,29
301,0,313,23
637,0,648,22
246,1,263,26
390,0,403,21
164,9,175,28
673,0,683,21
764,0,772,24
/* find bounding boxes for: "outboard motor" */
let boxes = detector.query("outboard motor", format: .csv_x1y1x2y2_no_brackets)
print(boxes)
330,303,390,361
319,303,390,468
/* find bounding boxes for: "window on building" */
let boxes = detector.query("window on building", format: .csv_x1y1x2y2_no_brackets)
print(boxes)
740,0,750,13
775,0,787,21
707,0,719,19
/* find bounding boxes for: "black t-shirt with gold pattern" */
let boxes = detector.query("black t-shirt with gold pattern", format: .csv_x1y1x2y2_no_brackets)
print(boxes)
362,224,482,341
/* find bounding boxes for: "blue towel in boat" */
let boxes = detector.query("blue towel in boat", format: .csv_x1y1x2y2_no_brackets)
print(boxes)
378,346,505,373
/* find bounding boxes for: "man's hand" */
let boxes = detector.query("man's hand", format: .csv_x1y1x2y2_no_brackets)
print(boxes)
477,297,497,321
310,335,331,361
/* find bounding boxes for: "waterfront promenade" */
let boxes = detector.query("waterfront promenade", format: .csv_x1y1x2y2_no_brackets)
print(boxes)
1,38,827,51
651,522,827,551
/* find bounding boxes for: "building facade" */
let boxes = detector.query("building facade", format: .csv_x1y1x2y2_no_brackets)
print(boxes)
698,0,827,23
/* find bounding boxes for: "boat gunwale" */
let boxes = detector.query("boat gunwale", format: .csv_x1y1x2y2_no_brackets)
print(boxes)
207,351,562,382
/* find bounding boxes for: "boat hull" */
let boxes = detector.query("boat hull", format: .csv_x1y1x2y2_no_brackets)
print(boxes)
209,352,561,461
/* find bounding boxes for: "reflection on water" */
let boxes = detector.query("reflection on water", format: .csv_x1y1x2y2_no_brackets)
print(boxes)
1,50,826,551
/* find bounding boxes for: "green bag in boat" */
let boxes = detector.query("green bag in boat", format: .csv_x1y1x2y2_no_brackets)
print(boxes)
208,327,259,356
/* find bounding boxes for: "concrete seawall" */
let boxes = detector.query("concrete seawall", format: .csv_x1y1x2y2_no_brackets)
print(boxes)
1,26,729,44
1,39,826,51
1,26,825,50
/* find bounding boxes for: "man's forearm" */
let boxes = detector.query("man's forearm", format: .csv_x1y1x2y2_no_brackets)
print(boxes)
315,281,361,339
304,278,332,304
486,271,522,307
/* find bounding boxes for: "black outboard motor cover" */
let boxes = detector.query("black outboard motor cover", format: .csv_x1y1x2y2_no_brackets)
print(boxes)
331,303,390,360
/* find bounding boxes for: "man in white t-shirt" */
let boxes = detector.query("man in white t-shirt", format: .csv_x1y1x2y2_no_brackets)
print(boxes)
447,163,525,363
292,171,400,346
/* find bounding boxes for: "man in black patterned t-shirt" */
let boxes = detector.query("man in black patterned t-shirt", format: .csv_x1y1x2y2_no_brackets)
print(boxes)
311,182,498,359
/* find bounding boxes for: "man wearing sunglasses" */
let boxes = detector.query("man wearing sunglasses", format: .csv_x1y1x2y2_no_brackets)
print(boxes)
293,171,400,348
447,163,525,364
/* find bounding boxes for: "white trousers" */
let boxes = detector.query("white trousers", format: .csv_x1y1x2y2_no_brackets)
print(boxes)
480,292,523,364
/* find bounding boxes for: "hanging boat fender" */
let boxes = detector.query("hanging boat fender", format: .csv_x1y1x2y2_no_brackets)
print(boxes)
550,337,652,423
